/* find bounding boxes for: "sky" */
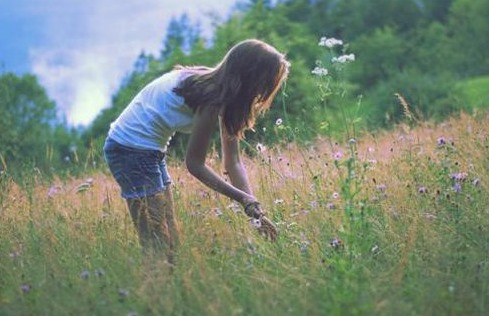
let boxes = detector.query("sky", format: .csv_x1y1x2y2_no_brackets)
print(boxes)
0,0,239,126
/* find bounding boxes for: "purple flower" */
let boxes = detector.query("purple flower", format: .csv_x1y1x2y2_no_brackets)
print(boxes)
418,186,428,194
453,182,462,193
437,137,446,146
47,185,61,198
20,283,31,293
309,200,319,209
451,172,467,181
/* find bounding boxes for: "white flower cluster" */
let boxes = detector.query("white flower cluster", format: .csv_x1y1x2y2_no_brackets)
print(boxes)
313,36,355,76
311,66,329,76
332,54,356,63
318,37,343,48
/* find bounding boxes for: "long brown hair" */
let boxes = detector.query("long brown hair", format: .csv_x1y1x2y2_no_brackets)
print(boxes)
174,39,289,138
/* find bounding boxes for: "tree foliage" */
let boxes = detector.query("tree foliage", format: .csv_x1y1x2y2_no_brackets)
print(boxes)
0,73,56,166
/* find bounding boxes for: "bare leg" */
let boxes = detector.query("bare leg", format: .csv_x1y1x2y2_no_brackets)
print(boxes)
161,187,179,262
126,188,179,264
127,198,151,249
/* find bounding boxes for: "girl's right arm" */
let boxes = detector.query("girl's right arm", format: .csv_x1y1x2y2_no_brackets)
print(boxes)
185,106,257,207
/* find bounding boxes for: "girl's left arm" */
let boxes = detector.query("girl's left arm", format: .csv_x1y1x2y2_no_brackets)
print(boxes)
219,116,254,196
185,106,257,207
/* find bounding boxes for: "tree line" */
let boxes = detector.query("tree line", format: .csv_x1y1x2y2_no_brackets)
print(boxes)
1,0,488,176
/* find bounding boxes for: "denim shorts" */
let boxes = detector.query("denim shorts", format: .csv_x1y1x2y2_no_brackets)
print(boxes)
103,137,172,199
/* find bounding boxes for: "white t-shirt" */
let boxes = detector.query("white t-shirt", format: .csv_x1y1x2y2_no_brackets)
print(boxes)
108,70,194,152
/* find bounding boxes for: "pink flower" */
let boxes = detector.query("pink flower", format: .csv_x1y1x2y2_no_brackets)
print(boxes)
333,151,343,160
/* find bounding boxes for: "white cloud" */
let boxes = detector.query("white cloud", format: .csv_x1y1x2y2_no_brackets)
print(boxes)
28,0,236,126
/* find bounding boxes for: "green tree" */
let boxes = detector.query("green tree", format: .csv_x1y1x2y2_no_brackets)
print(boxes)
423,0,455,22
349,27,406,89
447,0,489,76
0,73,57,167
330,0,423,40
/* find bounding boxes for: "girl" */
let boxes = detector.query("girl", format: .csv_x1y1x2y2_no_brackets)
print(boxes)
104,39,289,263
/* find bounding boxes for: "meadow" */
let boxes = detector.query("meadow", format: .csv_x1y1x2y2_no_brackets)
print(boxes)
1,112,488,316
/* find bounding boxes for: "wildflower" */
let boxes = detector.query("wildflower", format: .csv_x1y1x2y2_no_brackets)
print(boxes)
275,118,283,126
437,136,446,146
326,202,336,210
199,190,211,199
309,200,319,209
332,192,340,199
418,186,428,194
348,138,357,145
319,37,343,48
256,143,266,153
424,213,437,221
448,284,455,294
332,54,355,63
213,208,223,217
47,185,61,198
274,199,284,204
376,184,387,192
299,232,310,253
20,283,31,293
330,237,343,249
300,241,310,253
80,270,90,279
371,244,380,255
453,182,462,193
473,178,480,187
333,151,343,160
250,218,262,229
118,288,130,298
451,172,467,182
311,66,329,76
9,250,21,258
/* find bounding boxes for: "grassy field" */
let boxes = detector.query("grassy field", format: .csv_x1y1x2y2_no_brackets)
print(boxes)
1,112,488,316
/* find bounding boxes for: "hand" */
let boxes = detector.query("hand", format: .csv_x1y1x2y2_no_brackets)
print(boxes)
244,201,263,219
246,202,278,241
256,215,278,241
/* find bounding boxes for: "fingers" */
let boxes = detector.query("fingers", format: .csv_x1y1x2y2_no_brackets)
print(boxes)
257,216,278,242
244,201,264,219
244,202,277,241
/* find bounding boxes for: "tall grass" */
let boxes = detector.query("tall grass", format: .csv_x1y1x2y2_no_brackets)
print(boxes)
1,112,488,315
